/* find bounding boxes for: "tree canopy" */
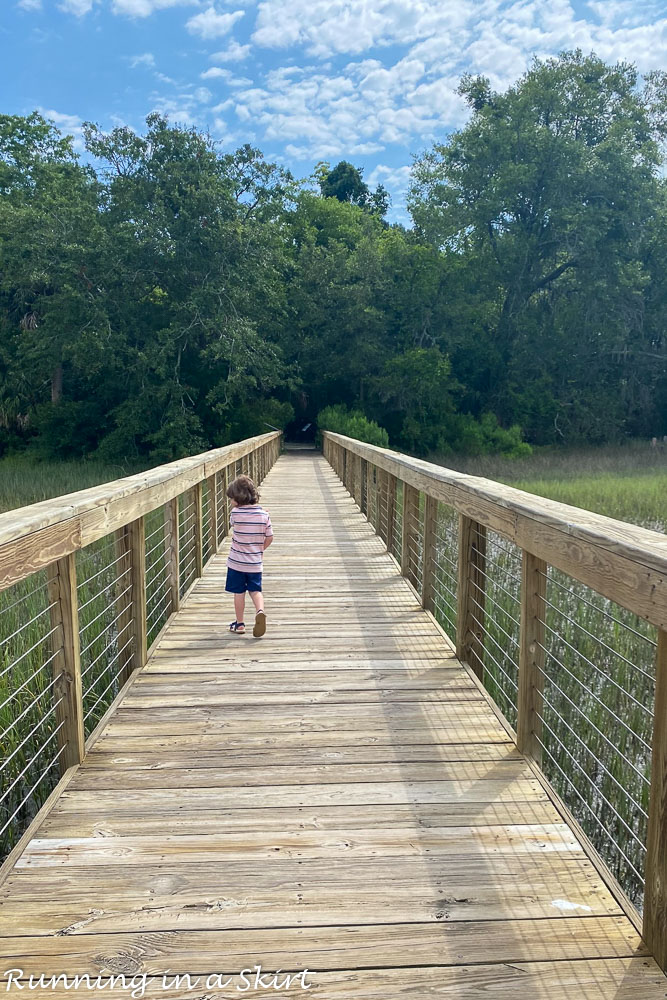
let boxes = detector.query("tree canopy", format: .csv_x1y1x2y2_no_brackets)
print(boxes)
0,51,665,463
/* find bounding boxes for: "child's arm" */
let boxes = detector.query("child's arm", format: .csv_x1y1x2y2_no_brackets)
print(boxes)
264,511,273,550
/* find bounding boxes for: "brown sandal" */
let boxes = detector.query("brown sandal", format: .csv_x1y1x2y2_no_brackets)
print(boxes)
253,612,266,638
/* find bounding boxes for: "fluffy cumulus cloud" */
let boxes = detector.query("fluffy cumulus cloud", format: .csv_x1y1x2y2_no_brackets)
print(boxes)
38,108,86,150
210,40,252,62
111,0,198,15
58,0,95,13
17,0,43,11
129,52,156,68
214,0,667,166
186,6,245,38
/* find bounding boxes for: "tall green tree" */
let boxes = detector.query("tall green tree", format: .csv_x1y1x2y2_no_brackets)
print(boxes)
410,51,666,440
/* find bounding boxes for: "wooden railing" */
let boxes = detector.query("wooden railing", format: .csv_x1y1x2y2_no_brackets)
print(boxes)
0,431,281,862
323,430,667,971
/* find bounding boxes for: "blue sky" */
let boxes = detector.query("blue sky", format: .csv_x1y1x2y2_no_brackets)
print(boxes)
2,0,666,220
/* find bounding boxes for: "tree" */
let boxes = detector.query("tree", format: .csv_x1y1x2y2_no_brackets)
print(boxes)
409,51,665,439
317,160,390,218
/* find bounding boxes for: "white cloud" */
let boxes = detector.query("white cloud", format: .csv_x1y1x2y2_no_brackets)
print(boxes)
194,86,213,103
17,0,43,11
210,40,252,62
58,0,94,14
38,108,86,150
129,52,156,68
186,6,245,38
112,0,198,15
202,68,253,87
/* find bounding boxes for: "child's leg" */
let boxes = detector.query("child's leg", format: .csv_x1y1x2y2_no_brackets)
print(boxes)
248,591,264,614
249,590,266,637
234,592,246,623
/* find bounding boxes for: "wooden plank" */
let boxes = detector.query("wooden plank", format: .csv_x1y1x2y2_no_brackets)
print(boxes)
45,553,84,771
164,496,180,614
127,516,147,672
400,481,419,583
68,758,529,789
34,798,562,838
517,550,547,762
457,515,487,679
421,493,437,612
643,627,667,969
3,958,666,1000
206,474,218,556
0,917,640,973
386,471,397,555
0,518,81,593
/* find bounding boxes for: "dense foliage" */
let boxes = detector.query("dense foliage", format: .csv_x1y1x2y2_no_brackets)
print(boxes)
0,52,665,462
317,405,390,448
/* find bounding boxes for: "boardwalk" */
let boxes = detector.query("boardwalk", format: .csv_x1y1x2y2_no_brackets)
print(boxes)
1,452,665,997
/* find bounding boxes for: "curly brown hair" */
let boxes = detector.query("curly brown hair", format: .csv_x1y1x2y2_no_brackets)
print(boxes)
226,475,259,506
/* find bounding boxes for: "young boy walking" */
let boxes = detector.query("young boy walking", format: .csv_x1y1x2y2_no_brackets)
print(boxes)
225,474,273,637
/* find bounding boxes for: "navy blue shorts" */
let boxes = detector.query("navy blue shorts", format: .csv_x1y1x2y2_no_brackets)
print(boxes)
225,567,262,593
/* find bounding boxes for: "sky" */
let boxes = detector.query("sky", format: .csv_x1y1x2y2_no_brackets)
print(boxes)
2,0,667,221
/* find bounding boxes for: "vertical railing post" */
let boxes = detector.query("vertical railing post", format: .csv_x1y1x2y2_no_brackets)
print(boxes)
644,628,667,971
456,515,487,678
206,474,218,556
353,454,363,509
360,459,368,515
401,482,419,586
386,473,397,556
194,482,203,578
222,466,230,539
517,551,547,761
165,496,180,614
421,494,437,612
113,527,134,685
128,515,147,672
47,553,85,771
377,467,389,547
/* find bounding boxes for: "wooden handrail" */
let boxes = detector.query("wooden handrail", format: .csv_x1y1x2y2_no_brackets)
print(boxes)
323,429,667,972
0,432,281,594
322,431,667,629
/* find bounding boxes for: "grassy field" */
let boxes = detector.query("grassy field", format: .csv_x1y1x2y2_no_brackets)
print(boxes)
0,455,147,514
442,440,667,530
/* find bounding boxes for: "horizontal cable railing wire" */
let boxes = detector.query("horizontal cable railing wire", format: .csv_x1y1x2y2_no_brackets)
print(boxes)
0,574,63,857
76,532,134,736
145,506,172,651
538,567,656,907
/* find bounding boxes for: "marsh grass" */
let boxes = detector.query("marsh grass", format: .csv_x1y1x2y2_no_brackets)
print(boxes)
426,442,664,908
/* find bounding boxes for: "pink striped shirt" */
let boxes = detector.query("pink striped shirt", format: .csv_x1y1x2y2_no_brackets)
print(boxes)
227,504,273,573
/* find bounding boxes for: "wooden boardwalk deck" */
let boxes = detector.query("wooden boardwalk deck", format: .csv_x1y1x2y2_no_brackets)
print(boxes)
1,452,666,997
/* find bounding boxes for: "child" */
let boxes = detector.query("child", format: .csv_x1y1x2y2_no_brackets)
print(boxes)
225,474,273,637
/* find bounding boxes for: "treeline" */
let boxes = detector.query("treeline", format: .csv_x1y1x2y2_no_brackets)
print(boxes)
1,51,665,463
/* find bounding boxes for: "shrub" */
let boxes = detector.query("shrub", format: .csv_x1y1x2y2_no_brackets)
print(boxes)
317,404,389,448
